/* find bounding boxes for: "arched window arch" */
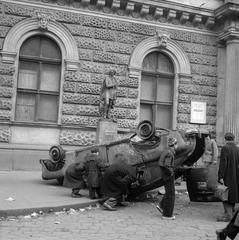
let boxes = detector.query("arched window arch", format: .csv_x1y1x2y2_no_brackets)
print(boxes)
128,35,192,129
140,52,175,129
1,17,79,125
16,36,62,123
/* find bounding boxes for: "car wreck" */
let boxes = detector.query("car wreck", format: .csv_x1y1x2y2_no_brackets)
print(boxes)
40,120,219,202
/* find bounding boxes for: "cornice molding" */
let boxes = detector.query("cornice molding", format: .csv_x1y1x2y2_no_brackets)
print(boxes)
214,2,239,19
2,0,217,31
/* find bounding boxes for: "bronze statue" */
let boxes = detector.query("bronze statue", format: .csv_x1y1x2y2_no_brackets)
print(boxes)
99,70,118,119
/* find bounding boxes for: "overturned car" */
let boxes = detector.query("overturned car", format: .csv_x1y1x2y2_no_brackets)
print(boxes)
40,120,219,202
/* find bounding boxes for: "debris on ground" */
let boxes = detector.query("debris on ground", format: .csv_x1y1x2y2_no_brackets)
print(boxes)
5,197,15,201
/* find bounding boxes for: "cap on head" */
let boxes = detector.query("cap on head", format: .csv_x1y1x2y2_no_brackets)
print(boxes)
168,138,178,147
205,131,211,139
224,132,235,141
91,147,99,153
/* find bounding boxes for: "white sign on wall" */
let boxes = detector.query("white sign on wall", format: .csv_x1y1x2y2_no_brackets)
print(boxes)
190,101,206,124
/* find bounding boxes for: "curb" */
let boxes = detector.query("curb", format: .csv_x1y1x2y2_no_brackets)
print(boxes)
0,188,187,218
0,199,105,219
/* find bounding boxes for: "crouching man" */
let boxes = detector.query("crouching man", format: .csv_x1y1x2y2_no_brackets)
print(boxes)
101,162,137,211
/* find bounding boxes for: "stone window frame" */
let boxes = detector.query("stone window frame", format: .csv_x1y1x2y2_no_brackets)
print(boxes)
1,17,79,125
128,36,192,129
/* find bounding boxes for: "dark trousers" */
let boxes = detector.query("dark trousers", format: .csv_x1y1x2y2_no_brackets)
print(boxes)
223,201,235,218
224,210,239,239
160,176,175,217
89,186,102,198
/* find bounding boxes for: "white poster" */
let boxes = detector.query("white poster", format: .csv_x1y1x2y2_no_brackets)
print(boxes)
190,101,206,124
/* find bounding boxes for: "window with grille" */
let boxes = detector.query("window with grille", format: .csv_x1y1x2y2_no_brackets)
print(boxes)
16,36,61,123
140,52,175,129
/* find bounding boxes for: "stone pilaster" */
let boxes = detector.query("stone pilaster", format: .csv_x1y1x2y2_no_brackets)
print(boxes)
223,39,239,143
216,42,226,146
215,3,239,144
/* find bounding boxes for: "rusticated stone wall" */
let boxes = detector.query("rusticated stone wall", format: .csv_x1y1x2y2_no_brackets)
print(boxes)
176,35,217,133
0,2,218,145
0,64,14,142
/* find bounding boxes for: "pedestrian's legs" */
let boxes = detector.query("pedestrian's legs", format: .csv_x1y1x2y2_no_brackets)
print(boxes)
89,187,96,199
226,210,239,239
158,178,165,209
159,195,165,209
217,224,239,239
224,225,239,239
216,209,239,239
116,195,128,206
223,201,235,218
96,187,103,198
162,177,175,217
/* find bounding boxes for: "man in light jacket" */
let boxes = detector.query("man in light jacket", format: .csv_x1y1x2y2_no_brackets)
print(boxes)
202,134,218,168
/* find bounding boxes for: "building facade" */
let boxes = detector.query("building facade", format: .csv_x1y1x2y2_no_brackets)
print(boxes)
0,0,238,170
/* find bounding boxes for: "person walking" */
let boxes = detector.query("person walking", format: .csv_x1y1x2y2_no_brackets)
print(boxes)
216,209,239,239
156,137,178,220
101,162,137,211
217,132,239,222
80,147,108,199
202,133,219,168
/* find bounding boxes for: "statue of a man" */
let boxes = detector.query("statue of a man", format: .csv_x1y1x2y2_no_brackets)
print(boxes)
100,70,118,119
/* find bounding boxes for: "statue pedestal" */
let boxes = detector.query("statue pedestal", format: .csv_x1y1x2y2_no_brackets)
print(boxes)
95,119,118,144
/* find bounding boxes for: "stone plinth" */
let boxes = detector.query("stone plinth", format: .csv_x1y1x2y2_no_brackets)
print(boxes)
95,119,118,144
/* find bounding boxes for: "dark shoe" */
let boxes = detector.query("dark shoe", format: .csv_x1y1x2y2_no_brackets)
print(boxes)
217,216,231,222
156,205,163,214
90,196,96,199
71,192,82,198
102,202,117,211
116,202,128,207
97,194,103,199
216,229,226,240
71,189,82,198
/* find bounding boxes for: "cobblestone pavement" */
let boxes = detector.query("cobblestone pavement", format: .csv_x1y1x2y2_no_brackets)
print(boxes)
0,192,238,240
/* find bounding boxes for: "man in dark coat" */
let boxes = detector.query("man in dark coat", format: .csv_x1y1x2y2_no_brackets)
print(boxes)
101,163,137,211
217,132,239,222
63,162,86,198
156,137,178,220
79,147,109,199
216,209,239,239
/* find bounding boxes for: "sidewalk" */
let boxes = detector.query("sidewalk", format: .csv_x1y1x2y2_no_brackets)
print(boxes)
0,171,187,218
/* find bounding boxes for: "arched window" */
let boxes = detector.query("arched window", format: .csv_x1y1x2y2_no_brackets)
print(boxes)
16,36,62,123
140,52,174,129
